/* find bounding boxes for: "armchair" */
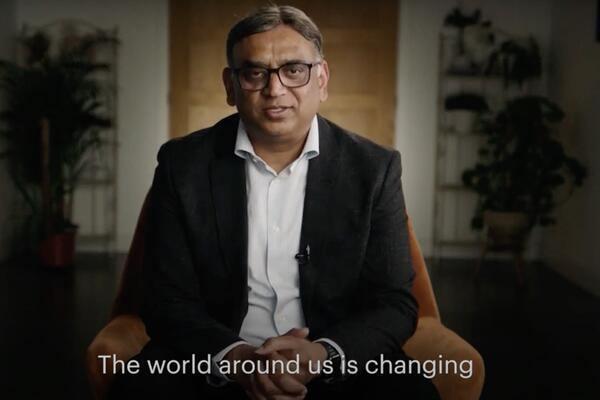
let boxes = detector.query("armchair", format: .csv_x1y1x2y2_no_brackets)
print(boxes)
86,196,484,399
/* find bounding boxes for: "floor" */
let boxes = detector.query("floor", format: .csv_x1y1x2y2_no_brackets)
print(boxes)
431,259,600,399
0,253,124,399
1,254,599,399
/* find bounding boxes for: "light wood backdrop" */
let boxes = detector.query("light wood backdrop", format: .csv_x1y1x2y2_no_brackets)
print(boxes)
169,0,398,146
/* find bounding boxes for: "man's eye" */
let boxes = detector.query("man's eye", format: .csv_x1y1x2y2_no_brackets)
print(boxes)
244,69,266,80
284,64,303,74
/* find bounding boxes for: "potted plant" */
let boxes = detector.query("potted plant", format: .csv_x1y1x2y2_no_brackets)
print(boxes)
444,93,489,133
0,28,116,267
484,37,542,88
462,96,587,246
443,8,489,74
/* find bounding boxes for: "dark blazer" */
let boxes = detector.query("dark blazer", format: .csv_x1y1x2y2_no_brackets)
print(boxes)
142,113,417,368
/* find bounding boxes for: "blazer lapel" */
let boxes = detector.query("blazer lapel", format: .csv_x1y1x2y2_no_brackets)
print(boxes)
209,115,248,327
299,115,342,324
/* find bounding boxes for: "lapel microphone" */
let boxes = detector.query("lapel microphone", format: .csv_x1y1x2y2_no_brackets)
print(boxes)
295,245,310,266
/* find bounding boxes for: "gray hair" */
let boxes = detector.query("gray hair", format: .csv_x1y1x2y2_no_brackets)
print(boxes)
226,5,324,67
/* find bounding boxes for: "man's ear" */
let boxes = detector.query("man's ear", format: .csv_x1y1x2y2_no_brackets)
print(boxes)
222,67,236,106
318,60,330,102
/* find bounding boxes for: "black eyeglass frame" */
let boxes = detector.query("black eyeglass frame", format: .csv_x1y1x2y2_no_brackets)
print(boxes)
232,62,322,91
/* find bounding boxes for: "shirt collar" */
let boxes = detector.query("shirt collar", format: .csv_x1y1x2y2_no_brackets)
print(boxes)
234,116,320,165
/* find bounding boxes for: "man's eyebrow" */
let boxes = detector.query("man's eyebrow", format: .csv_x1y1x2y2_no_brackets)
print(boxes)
238,60,269,68
237,59,313,68
278,59,311,65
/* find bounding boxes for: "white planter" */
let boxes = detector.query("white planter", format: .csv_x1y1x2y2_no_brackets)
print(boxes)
450,110,477,134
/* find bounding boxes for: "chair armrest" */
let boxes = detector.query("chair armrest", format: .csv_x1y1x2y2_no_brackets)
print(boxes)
403,317,485,400
86,314,150,400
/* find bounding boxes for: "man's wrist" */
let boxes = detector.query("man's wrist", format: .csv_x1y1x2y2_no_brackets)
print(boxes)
313,342,328,363
208,341,249,385
315,341,345,382
224,343,253,363
223,343,251,379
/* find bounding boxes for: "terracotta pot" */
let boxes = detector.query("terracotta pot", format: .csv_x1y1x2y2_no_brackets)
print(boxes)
39,229,77,268
483,210,529,247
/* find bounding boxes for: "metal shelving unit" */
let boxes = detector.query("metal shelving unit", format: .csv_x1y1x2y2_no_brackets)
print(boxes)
432,32,536,263
433,34,486,262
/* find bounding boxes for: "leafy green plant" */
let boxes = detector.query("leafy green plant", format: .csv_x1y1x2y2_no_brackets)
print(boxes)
462,96,587,230
443,8,482,55
0,29,116,246
484,37,542,87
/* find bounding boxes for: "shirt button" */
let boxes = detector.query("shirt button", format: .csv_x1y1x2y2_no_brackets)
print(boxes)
277,316,288,323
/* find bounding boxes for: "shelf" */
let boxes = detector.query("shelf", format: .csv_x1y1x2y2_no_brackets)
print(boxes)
439,128,483,137
436,239,481,247
437,183,470,191
443,72,504,81
79,178,116,186
78,233,115,242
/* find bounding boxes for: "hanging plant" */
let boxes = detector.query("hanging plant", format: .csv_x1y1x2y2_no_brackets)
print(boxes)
484,37,542,88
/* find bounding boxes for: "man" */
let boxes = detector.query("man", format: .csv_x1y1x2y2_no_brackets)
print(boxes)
110,5,439,400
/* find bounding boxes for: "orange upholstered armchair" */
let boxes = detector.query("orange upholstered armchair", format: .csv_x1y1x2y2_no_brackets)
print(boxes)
86,196,484,399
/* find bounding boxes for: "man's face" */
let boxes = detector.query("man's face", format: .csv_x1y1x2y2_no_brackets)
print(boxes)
223,24,329,141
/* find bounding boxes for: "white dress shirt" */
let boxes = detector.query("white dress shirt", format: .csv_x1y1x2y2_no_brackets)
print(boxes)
236,117,318,344
209,116,344,382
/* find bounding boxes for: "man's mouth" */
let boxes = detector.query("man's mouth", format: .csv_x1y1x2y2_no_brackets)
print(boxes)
263,106,291,119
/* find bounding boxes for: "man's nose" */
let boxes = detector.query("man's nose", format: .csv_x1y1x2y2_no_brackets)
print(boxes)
263,71,287,96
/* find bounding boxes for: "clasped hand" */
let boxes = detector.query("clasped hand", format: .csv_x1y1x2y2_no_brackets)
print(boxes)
225,327,327,400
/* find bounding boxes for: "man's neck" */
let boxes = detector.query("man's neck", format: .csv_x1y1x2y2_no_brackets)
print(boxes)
247,129,309,173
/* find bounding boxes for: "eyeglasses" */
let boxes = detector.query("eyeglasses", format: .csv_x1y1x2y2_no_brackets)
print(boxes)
233,62,321,91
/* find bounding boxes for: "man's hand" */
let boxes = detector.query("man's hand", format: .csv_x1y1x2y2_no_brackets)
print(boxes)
255,328,328,386
223,343,307,400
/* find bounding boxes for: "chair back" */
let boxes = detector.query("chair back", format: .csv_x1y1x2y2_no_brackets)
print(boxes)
406,216,441,320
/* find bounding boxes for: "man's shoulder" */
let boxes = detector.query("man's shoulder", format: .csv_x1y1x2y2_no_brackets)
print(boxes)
157,113,239,161
318,115,400,168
